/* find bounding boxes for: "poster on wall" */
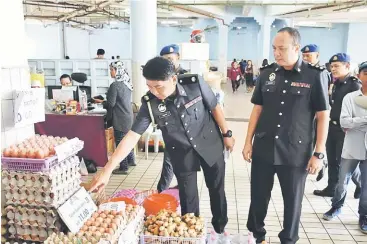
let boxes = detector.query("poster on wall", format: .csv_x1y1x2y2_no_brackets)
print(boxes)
14,88,45,127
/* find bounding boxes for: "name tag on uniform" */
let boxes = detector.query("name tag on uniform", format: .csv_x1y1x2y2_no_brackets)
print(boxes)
265,80,275,85
291,82,311,88
159,111,171,119
184,96,203,109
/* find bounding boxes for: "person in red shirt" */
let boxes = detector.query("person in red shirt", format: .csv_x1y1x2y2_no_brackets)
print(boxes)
230,61,243,93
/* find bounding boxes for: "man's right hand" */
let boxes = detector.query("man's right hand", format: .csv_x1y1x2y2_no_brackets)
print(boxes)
89,168,112,193
242,143,253,162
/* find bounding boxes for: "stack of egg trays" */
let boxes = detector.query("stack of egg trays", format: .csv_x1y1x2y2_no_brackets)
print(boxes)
2,156,81,242
2,156,81,208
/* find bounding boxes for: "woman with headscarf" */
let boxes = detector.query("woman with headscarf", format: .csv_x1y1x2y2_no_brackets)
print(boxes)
95,61,135,174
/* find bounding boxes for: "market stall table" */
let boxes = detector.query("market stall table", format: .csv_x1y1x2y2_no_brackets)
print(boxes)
35,113,108,167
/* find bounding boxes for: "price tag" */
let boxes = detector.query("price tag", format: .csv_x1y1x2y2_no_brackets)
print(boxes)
99,201,126,212
55,138,84,162
14,88,45,127
57,187,97,233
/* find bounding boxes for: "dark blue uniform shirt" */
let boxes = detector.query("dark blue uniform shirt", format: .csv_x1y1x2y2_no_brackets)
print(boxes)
131,74,224,173
251,58,329,167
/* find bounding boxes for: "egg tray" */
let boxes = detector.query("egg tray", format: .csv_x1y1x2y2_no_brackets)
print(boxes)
5,205,63,229
7,223,66,243
4,181,81,208
1,138,84,173
119,215,145,244
2,156,81,190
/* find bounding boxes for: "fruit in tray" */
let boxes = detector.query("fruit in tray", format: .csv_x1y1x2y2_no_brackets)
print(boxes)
2,134,68,159
144,210,205,238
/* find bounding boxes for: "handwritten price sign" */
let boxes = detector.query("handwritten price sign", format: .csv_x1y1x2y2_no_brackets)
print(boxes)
55,138,84,162
99,201,126,212
14,88,45,127
57,187,97,233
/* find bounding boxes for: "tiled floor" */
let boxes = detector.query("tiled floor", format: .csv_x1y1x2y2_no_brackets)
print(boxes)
86,83,367,243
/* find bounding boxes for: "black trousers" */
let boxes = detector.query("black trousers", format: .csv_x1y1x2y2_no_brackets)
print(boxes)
231,80,240,92
247,163,307,244
157,150,174,193
326,123,359,190
175,156,228,233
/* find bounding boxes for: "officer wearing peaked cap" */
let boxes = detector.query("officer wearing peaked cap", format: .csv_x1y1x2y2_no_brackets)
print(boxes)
314,53,362,198
90,56,235,234
243,27,330,243
157,44,188,193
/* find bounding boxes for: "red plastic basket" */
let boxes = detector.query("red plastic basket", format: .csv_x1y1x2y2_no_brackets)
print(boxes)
1,156,59,172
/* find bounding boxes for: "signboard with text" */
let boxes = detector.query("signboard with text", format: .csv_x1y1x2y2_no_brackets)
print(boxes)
14,88,45,127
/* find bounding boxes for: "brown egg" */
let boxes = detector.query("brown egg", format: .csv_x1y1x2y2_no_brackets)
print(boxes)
10,148,19,158
26,148,36,159
96,217,103,223
35,149,45,159
98,228,105,233
106,228,114,235
99,213,107,219
107,215,115,219
110,210,117,215
18,148,27,158
109,223,117,231
101,223,108,229
3,148,12,157
81,226,88,231
103,210,110,215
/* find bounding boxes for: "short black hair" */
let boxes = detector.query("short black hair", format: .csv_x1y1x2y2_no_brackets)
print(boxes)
97,49,105,55
143,56,175,81
60,74,71,81
277,27,301,46
112,56,115,59
116,55,120,59
65,55,70,59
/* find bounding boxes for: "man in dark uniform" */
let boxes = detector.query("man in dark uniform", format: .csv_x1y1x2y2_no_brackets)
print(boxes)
157,44,188,192
243,27,330,244
301,44,329,181
313,53,362,198
301,44,320,66
90,57,234,234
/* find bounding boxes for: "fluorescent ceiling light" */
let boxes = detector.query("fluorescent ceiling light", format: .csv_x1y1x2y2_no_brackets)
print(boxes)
190,26,194,29
161,20,178,25
297,21,317,26
237,26,242,29
350,7,367,13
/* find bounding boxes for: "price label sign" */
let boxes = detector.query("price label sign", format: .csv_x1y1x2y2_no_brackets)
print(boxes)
57,187,97,233
55,138,84,162
14,88,45,127
99,201,126,212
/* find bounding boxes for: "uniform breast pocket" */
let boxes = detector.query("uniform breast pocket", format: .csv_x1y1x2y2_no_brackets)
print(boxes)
290,87,310,96
261,85,276,93
186,104,201,120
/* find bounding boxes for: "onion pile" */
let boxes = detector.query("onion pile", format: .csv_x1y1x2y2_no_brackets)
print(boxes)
2,135,68,159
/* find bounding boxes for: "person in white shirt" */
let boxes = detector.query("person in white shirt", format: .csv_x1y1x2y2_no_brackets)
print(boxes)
323,61,367,234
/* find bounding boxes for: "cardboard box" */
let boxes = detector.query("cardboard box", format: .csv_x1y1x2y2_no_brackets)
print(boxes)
106,138,115,157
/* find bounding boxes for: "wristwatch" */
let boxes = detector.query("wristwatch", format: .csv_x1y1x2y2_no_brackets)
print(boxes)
222,130,233,138
313,152,325,160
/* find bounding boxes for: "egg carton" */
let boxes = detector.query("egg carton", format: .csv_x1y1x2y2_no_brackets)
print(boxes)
2,171,81,194
2,156,81,189
4,183,81,208
7,224,65,242
5,205,63,229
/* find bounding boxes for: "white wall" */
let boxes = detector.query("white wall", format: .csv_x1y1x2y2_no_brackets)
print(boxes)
346,23,367,64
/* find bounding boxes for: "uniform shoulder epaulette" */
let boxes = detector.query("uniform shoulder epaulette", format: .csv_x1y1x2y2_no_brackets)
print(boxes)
259,62,276,70
308,63,325,71
177,73,199,85
349,76,360,83
142,91,155,102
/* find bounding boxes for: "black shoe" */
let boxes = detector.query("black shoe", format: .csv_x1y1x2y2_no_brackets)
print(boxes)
112,169,128,175
314,188,334,197
355,186,362,199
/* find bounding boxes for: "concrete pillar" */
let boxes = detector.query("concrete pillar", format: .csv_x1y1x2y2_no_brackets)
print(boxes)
130,0,157,104
216,20,229,79
258,17,274,65
1,0,35,208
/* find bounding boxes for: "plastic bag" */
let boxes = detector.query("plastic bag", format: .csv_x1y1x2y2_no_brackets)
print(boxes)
143,193,178,216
